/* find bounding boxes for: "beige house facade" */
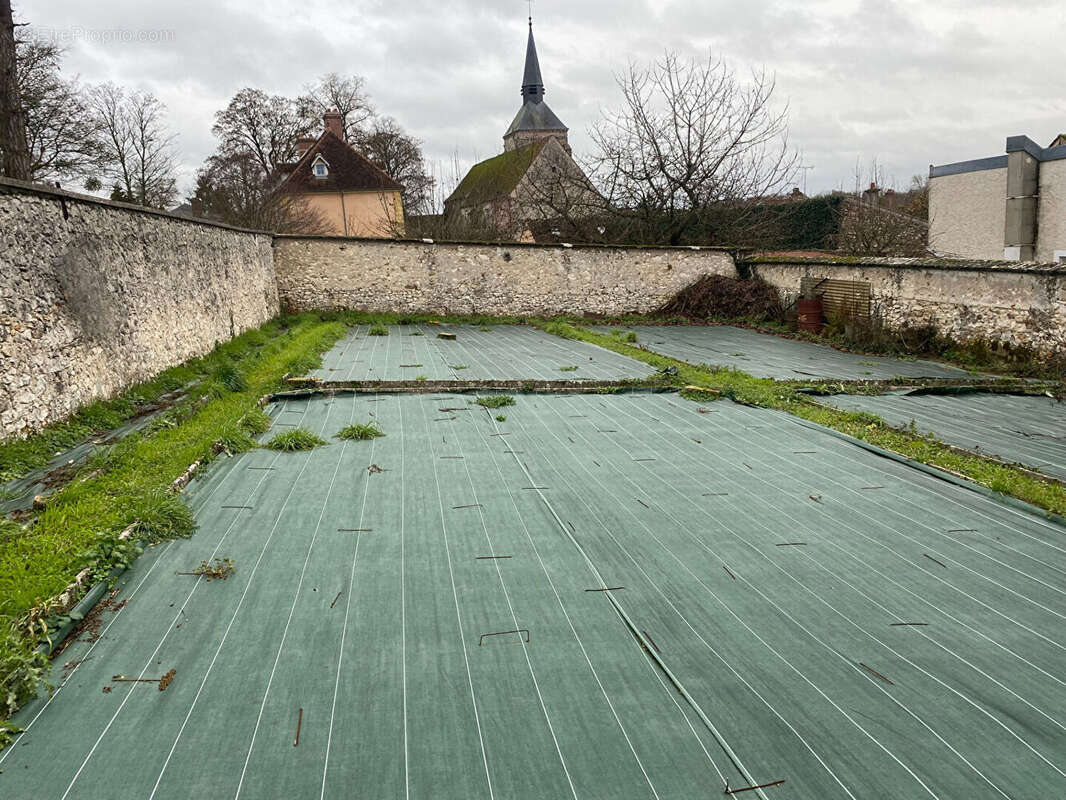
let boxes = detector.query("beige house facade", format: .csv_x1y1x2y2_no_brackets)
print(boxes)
275,111,404,237
929,135,1066,263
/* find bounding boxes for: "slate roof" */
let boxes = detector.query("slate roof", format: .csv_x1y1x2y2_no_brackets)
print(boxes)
506,22,567,136
505,101,568,137
274,130,401,195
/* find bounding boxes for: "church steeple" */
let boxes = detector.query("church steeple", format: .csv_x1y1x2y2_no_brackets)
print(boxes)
521,20,545,104
504,17,569,152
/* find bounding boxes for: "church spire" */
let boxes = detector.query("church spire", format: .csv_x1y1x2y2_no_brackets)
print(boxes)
521,19,545,104
504,15,568,152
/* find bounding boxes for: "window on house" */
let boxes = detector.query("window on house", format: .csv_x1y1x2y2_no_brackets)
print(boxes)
312,156,329,178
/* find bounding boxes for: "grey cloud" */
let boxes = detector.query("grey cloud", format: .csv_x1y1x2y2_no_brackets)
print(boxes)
17,0,1066,201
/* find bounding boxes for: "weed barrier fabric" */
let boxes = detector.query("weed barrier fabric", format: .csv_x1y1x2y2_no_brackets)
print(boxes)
3,394,1064,799
0,409,172,515
311,324,657,382
821,391,1066,481
597,324,971,381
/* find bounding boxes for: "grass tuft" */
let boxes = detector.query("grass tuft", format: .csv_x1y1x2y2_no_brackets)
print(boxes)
216,427,259,455
239,407,272,435
129,490,197,545
337,422,385,441
473,395,516,408
559,366,579,372
284,353,320,377
211,364,248,393
368,325,389,336
264,428,327,451
541,321,575,339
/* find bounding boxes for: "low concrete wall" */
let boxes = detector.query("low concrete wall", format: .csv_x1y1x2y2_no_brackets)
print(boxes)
751,255,1066,354
273,236,737,316
1,179,278,437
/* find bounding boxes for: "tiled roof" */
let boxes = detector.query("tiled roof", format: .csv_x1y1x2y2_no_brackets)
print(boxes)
274,131,401,195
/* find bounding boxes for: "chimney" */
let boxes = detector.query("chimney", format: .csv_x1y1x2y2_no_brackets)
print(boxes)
323,109,344,140
295,137,316,159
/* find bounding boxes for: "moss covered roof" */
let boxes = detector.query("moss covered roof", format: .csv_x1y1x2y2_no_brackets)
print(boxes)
446,141,545,208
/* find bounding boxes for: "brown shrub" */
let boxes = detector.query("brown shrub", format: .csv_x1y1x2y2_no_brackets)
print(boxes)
658,275,785,322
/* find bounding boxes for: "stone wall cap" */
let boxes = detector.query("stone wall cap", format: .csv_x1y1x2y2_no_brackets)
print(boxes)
0,176,273,237
272,232,739,254
748,251,1066,274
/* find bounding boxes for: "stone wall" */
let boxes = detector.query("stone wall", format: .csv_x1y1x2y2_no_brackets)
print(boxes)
273,236,737,316
750,255,1066,353
1,179,278,438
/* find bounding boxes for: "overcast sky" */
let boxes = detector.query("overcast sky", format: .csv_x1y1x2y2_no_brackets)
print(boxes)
17,0,1066,202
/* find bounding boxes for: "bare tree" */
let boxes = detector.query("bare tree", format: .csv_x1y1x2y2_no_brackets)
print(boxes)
589,51,798,245
191,150,330,233
212,88,309,177
0,0,31,179
512,140,611,242
14,39,99,183
298,73,375,144
835,160,929,256
357,116,434,215
89,84,178,208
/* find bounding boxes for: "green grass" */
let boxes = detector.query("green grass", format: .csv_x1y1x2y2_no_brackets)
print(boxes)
367,325,389,336
337,422,384,441
473,395,516,408
495,415,507,422
0,315,345,727
0,329,270,484
264,428,328,451
559,366,579,372
449,365,469,370
239,407,273,436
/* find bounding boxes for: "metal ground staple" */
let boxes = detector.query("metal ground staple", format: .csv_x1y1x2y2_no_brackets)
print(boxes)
858,662,894,685
479,629,530,646
724,778,786,795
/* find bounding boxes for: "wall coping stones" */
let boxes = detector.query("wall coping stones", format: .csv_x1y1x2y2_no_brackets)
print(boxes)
747,252,1066,274
272,232,738,254
0,175,272,237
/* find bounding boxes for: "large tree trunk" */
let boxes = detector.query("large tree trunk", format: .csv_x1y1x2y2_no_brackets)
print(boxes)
0,0,31,180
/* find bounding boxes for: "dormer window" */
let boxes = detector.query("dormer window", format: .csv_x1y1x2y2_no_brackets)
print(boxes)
311,154,329,178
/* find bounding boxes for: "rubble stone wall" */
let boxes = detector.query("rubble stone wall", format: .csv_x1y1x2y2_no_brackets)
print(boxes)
0,179,277,437
751,255,1066,354
273,236,737,316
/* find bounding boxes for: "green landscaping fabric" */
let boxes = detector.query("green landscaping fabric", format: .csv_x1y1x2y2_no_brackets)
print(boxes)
312,324,657,382
597,324,971,381
822,391,1066,481
3,394,1064,799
